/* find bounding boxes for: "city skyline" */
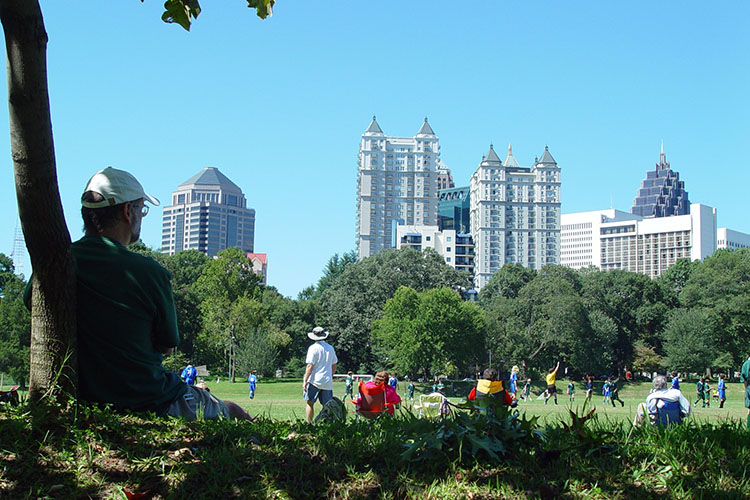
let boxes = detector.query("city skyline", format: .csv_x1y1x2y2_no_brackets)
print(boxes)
0,2,747,297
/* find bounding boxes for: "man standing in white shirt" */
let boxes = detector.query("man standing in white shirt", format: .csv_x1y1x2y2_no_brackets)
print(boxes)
303,327,338,423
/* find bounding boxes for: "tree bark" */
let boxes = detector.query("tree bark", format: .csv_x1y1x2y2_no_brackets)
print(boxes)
0,0,77,401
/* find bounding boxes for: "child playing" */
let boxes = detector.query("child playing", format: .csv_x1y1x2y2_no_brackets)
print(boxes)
695,377,705,407
602,378,611,405
544,361,560,405
718,374,727,408
703,379,711,408
406,381,415,401
509,366,519,400
609,378,624,407
585,375,594,402
522,379,531,402
567,380,575,403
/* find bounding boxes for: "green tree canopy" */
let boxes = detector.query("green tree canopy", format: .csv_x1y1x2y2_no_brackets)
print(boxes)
372,287,485,378
318,248,471,371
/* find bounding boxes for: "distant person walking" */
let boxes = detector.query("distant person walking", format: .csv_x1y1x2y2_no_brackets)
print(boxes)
303,327,338,423
544,361,560,405
247,370,258,399
567,380,575,403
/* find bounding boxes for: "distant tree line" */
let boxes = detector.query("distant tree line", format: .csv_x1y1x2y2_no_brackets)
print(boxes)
2,246,749,387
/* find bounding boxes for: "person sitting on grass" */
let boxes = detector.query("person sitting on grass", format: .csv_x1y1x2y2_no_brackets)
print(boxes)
633,375,691,426
24,167,253,421
467,368,517,408
355,370,401,415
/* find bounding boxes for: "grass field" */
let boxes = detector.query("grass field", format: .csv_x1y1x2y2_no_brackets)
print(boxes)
210,377,748,424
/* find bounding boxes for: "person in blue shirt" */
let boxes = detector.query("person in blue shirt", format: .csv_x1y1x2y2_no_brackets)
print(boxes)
248,370,258,399
718,373,727,408
670,371,680,390
180,363,197,386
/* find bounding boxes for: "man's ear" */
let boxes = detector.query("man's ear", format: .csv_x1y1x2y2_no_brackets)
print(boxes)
121,202,135,223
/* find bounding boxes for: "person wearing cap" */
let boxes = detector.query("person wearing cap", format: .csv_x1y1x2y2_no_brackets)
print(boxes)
25,167,252,421
303,326,338,423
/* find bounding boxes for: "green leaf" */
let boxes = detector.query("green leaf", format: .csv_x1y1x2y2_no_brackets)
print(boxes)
247,0,275,19
162,0,201,31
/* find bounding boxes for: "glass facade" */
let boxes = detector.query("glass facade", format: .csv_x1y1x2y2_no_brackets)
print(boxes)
438,186,471,233
631,148,689,218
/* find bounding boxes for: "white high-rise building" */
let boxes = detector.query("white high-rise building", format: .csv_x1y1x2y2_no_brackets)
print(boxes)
357,116,440,259
161,167,255,257
561,203,717,277
717,228,750,250
394,224,475,275
470,144,561,290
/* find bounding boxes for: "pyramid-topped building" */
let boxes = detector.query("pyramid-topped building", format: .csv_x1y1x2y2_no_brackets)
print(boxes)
631,144,690,217
162,167,255,256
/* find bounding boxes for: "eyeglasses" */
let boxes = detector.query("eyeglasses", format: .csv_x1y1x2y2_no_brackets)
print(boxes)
131,203,149,217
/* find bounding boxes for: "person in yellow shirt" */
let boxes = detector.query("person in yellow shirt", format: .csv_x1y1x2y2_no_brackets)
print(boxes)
544,361,561,405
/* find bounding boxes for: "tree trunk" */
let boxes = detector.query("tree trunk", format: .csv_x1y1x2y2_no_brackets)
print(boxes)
0,0,77,401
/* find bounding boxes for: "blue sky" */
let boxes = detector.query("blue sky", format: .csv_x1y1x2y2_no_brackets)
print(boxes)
0,2,748,297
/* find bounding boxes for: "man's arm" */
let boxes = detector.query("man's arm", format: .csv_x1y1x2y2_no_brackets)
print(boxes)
331,363,337,377
303,363,313,391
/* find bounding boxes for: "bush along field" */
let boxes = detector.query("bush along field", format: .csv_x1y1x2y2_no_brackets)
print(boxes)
3,395,750,500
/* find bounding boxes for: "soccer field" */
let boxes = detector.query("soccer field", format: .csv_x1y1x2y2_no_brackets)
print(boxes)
209,378,747,424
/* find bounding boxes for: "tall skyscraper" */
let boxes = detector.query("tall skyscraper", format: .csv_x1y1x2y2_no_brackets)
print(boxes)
161,167,255,257
356,116,440,259
631,143,690,217
470,144,561,290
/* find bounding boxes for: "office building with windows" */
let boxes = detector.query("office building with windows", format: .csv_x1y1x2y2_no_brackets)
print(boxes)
438,186,471,234
470,144,561,290
394,224,475,275
356,116,440,259
717,228,750,250
631,144,690,218
161,167,255,256
561,203,717,278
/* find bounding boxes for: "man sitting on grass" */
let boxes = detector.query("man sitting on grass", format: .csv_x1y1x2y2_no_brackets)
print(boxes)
633,375,691,426
26,168,252,421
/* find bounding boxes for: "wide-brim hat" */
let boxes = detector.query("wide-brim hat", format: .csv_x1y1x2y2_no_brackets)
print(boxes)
307,326,329,341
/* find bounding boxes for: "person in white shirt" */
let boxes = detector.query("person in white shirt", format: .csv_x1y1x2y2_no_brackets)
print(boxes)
303,326,338,423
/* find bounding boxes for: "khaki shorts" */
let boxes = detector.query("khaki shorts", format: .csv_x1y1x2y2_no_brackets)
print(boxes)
167,385,230,420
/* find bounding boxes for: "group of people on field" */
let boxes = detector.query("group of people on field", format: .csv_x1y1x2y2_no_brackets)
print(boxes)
35,167,750,430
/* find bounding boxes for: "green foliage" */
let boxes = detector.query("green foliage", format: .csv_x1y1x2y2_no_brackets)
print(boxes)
478,262,536,302
158,0,275,31
311,249,357,299
631,340,663,374
402,400,543,463
678,248,750,365
663,308,717,373
0,272,30,388
372,287,485,378
319,248,471,371
234,325,287,377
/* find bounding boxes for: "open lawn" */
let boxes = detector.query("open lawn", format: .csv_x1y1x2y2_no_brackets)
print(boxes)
4,378,750,498
212,378,748,425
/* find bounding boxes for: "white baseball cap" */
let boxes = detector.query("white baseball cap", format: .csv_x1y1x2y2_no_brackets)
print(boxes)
81,167,159,208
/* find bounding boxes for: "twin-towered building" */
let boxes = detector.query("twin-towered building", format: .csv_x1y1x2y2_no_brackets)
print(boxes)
357,117,560,290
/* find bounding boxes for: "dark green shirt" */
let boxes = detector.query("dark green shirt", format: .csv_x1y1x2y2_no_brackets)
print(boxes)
25,236,185,413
